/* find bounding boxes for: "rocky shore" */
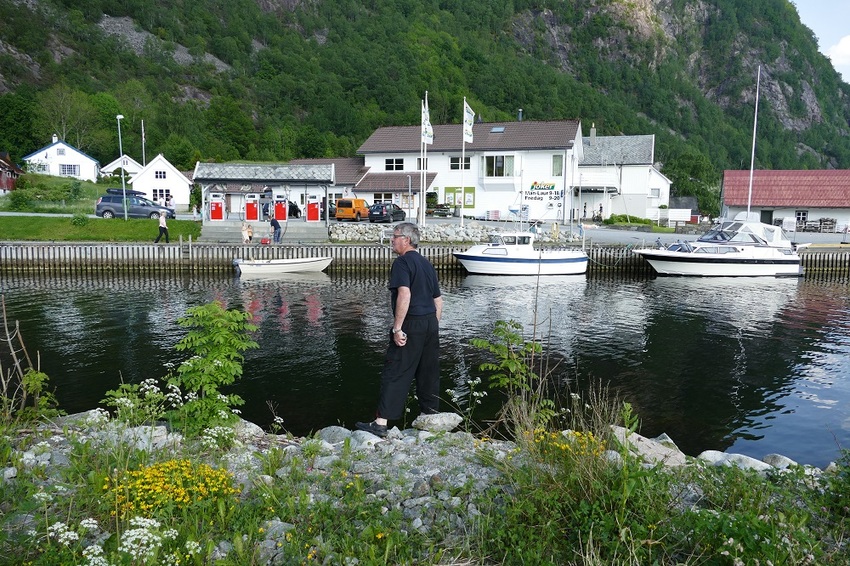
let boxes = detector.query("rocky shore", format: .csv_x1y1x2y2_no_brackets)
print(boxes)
328,219,584,244
3,410,838,563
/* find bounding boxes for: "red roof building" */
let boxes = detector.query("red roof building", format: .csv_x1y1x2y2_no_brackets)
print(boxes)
0,152,24,193
722,170,850,232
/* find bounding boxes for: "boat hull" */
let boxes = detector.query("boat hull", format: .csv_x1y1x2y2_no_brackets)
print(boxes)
234,256,333,275
632,249,802,277
453,250,588,275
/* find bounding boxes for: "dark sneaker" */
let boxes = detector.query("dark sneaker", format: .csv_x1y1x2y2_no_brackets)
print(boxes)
355,421,387,438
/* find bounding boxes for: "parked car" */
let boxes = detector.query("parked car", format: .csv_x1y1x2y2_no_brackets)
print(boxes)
432,204,453,217
95,189,176,219
369,203,406,223
336,198,370,222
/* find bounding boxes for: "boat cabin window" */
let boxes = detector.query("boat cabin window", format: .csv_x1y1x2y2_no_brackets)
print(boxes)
517,236,531,245
502,236,516,245
694,246,738,254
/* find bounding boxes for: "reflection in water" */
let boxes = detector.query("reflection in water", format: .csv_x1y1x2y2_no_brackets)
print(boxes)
1,272,848,468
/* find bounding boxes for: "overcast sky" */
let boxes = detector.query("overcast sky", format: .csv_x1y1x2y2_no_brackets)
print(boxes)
793,0,849,82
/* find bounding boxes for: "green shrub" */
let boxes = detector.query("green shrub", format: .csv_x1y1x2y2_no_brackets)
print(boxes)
70,213,88,227
6,188,30,210
604,213,654,225
167,301,259,437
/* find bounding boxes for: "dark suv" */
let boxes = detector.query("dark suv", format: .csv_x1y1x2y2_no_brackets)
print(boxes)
95,189,175,219
368,203,406,223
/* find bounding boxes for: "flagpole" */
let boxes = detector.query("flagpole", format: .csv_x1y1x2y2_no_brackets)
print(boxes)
420,91,434,226
460,98,475,229
461,98,466,229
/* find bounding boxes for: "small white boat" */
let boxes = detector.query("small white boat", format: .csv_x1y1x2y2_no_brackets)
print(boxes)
234,256,333,276
632,213,808,277
453,231,588,275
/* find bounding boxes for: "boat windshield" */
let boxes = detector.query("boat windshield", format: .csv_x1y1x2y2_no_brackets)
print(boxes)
699,221,768,245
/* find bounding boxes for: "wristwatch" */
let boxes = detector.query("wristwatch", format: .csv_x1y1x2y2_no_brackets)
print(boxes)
392,328,403,334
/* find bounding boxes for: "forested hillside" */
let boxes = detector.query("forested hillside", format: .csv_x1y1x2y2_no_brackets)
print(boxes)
0,0,848,208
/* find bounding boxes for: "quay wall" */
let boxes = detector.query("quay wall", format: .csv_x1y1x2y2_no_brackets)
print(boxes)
1,241,848,281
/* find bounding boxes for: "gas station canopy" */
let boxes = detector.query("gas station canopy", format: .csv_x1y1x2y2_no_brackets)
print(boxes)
193,162,335,185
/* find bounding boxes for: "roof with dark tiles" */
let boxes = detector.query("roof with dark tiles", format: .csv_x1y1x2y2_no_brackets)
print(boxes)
354,172,437,192
581,135,654,165
358,120,581,154
289,157,370,186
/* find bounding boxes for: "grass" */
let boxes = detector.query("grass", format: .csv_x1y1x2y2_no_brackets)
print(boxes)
0,173,201,242
0,215,201,242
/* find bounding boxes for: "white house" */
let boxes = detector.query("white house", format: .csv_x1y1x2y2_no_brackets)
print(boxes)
578,128,671,221
127,154,192,210
101,154,143,178
356,120,584,223
22,135,100,182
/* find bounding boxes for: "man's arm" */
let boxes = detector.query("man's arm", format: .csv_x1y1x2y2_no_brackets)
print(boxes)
393,286,411,331
433,295,443,322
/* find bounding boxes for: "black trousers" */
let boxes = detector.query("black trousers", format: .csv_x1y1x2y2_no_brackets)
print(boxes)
155,227,169,243
377,314,440,420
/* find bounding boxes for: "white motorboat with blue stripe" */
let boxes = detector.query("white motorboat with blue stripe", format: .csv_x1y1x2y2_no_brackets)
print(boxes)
453,231,588,275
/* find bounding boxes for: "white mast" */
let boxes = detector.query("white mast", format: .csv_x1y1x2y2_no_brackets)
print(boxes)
747,66,761,217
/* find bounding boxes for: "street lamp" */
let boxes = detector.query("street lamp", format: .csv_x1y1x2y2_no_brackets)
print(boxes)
116,114,127,221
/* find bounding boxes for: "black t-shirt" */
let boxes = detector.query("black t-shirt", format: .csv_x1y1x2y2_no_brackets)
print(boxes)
388,251,441,316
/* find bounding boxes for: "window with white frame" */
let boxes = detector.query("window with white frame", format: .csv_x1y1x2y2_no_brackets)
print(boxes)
60,164,79,177
153,189,171,202
795,210,808,225
155,170,166,179
482,155,514,177
552,154,563,176
385,158,403,171
373,193,393,203
417,157,429,170
57,148,65,156
450,156,470,170
650,188,660,198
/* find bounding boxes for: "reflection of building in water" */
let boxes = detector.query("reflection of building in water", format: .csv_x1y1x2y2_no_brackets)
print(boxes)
306,294,323,327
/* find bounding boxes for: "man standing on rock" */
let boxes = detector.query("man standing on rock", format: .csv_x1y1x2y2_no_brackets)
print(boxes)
357,222,443,438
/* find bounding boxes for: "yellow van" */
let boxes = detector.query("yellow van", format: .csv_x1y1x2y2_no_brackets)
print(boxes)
335,198,370,222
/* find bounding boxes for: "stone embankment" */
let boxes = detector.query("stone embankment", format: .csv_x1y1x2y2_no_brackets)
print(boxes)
329,220,584,244
3,411,837,563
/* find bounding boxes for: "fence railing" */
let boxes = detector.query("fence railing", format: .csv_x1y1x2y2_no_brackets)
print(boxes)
1,241,848,281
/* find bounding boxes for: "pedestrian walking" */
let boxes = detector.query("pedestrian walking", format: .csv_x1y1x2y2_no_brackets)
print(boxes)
154,213,169,243
356,222,443,438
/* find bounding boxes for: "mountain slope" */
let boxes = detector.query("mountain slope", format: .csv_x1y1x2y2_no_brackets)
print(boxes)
0,0,848,210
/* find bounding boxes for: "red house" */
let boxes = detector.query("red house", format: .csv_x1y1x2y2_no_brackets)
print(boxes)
722,170,850,233
0,152,24,194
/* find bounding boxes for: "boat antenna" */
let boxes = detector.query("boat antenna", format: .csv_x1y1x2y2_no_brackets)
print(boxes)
747,65,761,217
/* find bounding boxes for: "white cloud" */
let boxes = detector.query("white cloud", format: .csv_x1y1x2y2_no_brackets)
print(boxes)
825,35,850,65
825,35,850,82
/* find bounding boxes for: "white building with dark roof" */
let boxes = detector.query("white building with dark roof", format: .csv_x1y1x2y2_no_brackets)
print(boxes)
578,128,670,221
22,135,100,182
357,120,584,223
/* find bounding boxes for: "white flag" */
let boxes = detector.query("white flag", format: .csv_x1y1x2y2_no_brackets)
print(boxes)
463,98,475,143
421,95,433,145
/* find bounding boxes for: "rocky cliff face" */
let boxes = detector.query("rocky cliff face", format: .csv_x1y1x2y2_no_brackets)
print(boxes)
509,0,846,145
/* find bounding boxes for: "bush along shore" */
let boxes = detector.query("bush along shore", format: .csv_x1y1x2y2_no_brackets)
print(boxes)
2,307,849,564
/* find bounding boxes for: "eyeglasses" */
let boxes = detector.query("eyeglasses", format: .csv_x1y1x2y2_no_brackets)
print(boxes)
391,234,407,240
